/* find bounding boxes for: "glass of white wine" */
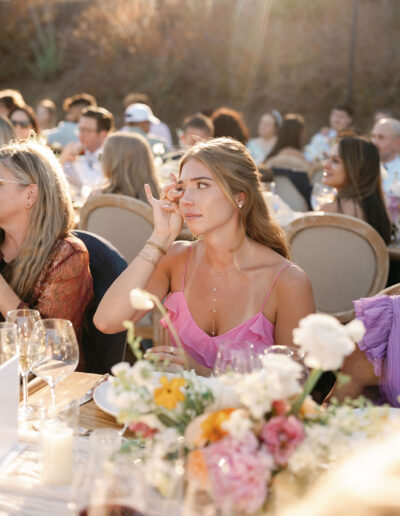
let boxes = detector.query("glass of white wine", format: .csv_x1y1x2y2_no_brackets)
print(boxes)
31,319,79,415
6,309,41,420
311,182,337,211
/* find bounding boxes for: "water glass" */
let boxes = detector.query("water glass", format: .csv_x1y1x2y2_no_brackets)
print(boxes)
311,182,337,210
31,319,79,414
6,309,41,420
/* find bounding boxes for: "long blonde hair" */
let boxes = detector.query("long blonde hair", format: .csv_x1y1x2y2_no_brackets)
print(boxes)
180,137,289,258
101,131,160,201
0,140,75,300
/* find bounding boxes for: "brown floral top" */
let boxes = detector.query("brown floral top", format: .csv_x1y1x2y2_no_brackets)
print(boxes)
1,235,94,370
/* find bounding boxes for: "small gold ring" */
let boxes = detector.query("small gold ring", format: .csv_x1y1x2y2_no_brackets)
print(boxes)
160,194,168,200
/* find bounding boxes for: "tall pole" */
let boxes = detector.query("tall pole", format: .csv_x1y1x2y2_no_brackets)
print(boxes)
347,0,359,105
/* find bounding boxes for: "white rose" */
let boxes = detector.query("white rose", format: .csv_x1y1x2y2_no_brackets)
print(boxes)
130,360,156,386
129,288,155,310
345,319,365,343
222,409,252,440
293,314,356,371
111,361,131,376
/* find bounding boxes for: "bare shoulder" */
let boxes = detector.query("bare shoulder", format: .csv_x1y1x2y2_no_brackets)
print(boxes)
165,240,193,259
275,263,313,296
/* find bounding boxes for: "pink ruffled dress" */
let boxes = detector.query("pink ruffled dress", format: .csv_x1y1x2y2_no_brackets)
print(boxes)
161,244,292,369
354,294,400,407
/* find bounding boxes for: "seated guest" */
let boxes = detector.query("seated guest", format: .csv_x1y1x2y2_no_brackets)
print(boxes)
263,113,312,207
0,115,15,147
122,92,173,150
91,131,160,202
0,89,25,118
9,105,39,140
330,292,400,407
321,135,392,244
123,103,168,159
304,104,353,164
94,137,315,375
371,117,400,196
211,107,250,145
0,140,93,369
247,110,281,165
60,106,114,194
264,113,309,172
46,92,97,149
160,114,214,184
35,98,57,132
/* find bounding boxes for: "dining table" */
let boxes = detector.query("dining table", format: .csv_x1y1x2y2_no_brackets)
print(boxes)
0,372,122,516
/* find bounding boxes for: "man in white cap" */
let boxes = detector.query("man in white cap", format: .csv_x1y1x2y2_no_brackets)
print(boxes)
123,103,168,160
371,117,400,195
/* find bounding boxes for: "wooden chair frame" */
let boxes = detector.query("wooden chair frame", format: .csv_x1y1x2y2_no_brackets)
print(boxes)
80,193,155,343
79,193,154,230
285,212,390,322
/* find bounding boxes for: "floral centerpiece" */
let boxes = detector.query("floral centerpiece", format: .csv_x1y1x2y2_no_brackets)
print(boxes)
108,289,390,515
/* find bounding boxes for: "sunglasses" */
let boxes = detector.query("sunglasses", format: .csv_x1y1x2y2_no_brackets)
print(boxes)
0,178,30,186
10,119,32,128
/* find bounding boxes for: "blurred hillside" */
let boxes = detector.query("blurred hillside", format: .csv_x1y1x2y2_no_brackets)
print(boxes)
1,0,399,139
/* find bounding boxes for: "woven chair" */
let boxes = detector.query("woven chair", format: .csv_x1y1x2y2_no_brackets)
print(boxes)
79,193,154,264
285,212,389,323
79,193,155,342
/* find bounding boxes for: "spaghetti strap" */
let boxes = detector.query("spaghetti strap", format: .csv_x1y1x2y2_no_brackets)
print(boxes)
182,243,193,291
261,263,293,309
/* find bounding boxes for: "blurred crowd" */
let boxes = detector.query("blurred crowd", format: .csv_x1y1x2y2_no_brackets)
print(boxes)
0,88,399,247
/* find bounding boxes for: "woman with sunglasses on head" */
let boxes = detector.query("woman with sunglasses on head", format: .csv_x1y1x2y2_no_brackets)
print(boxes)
0,140,93,369
95,137,315,375
9,105,39,140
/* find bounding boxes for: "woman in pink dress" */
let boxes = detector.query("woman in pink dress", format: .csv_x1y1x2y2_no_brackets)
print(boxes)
95,137,315,375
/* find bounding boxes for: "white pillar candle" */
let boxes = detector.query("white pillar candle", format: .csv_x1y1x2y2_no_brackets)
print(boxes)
40,420,74,485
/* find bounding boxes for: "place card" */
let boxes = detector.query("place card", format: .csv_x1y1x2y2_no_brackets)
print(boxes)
0,355,19,464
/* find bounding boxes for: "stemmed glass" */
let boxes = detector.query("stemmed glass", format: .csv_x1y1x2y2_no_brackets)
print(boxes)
213,343,262,376
31,319,79,415
6,309,41,420
0,321,18,365
311,182,337,211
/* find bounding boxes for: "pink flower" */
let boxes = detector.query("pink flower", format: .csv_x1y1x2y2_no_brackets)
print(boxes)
272,399,290,416
202,433,273,514
260,415,305,467
128,421,158,438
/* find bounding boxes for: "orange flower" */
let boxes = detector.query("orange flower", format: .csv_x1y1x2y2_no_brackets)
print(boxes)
187,450,209,488
154,376,186,409
201,409,235,443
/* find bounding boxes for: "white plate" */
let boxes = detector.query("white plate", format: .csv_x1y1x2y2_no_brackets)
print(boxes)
93,381,119,418
93,372,181,418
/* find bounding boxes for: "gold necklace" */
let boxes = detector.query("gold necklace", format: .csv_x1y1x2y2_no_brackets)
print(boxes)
211,286,217,336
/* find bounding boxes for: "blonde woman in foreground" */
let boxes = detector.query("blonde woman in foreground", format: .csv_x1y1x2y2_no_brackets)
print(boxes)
95,138,315,375
0,140,93,369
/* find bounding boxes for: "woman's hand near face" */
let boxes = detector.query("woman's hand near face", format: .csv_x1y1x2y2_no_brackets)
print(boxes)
144,173,183,246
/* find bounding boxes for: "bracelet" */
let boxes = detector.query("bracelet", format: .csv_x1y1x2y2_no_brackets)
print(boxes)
146,240,167,255
137,251,158,267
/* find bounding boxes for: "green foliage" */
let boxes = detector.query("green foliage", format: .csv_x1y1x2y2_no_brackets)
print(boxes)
28,15,63,81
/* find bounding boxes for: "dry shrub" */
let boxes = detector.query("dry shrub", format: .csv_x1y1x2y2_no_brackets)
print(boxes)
0,0,399,137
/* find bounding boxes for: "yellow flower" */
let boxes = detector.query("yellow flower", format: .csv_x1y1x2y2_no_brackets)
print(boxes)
154,375,186,409
201,409,234,442
299,395,324,419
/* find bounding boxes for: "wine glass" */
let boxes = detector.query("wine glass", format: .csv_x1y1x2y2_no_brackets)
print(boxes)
213,342,262,376
0,321,17,365
311,182,337,211
31,319,79,415
6,309,41,420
